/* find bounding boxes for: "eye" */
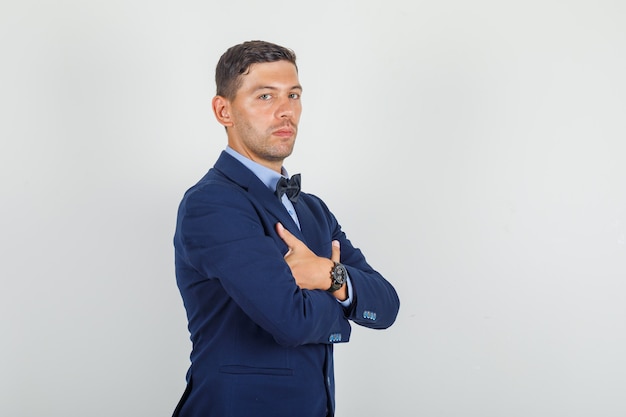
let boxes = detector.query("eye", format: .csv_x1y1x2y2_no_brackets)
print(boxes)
259,93,272,100
289,93,301,100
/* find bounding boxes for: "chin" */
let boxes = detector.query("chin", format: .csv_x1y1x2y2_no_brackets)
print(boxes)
273,143,295,159
268,151,293,161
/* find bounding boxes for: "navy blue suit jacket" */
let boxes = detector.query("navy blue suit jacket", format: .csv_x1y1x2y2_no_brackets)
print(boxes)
173,151,400,417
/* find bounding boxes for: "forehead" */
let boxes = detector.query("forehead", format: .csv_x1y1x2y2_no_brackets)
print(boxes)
239,60,300,90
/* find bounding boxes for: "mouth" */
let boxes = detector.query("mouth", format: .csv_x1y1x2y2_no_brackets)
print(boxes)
273,126,296,137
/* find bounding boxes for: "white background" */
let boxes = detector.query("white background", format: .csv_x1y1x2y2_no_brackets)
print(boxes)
1,1,625,416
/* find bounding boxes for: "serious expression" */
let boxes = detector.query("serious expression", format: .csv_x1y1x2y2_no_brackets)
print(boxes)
226,60,302,170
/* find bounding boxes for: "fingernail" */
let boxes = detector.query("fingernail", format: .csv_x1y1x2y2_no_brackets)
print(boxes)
332,240,340,247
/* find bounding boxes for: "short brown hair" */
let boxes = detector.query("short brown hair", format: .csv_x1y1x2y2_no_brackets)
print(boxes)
215,40,297,100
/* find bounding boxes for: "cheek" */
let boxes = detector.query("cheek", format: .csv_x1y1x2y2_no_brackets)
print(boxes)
293,104,303,121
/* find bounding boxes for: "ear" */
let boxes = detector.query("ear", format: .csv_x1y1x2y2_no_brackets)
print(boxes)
212,95,233,127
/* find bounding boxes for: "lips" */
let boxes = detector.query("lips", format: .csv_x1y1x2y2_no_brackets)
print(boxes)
273,127,295,137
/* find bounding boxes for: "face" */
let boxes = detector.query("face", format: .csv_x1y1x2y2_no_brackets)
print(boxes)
217,60,302,172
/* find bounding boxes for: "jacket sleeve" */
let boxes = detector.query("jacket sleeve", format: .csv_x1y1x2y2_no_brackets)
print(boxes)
174,182,352,347
315,196,401,330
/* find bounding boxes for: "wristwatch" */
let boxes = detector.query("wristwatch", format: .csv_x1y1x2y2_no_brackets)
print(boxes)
327,262,347,292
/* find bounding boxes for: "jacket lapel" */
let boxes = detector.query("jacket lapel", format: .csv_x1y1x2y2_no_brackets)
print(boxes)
212,152,305,241
293,197,328,256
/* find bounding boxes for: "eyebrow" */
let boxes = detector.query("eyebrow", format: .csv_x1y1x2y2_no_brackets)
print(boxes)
254,85,303,92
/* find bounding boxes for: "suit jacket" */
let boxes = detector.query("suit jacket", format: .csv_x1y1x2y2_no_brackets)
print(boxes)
173,151,400,417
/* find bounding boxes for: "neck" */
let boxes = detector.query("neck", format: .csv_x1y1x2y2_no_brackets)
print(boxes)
227,144,284,174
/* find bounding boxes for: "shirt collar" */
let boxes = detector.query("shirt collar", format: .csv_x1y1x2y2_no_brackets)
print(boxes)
224,146,289,191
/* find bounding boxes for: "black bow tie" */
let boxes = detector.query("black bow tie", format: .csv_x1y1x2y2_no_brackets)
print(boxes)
275,174,301,203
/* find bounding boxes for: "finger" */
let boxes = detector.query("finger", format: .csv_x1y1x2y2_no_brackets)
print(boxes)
276,222,299,250
330,240,340,263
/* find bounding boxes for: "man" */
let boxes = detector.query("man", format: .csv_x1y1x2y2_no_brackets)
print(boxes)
173,40,400,417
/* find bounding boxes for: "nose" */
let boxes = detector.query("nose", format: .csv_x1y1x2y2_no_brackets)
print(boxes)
276,96,295,119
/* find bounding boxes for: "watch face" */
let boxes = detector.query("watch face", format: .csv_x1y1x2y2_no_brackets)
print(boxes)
334,263,347,284
328,262,347,292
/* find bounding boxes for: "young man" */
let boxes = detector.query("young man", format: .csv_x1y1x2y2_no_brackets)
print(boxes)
173,40,400,417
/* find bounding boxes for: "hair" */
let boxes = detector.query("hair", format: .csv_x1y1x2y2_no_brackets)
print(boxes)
215,40,298,100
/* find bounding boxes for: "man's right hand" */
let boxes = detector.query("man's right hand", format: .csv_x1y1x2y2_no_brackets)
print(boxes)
276,222,347,301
